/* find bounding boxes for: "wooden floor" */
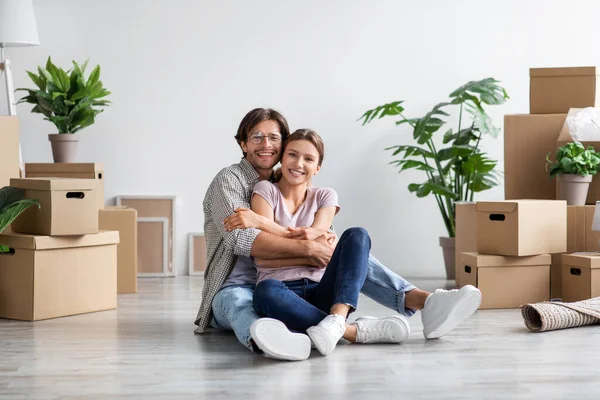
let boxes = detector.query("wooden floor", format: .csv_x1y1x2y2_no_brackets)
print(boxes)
1,277,600,399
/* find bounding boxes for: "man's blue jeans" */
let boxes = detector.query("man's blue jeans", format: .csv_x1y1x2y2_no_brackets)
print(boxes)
210,234,417,351
252,227,371,332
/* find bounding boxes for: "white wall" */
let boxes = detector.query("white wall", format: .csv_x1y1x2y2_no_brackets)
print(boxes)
3,0,600,277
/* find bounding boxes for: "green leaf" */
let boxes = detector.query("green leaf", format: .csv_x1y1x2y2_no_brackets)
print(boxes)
413,102,450,145
0,199,40,235
396,160,435,172
449,77,509,106
358,101,405,125
26,70,45,91
0,187,26,214
87,65,101,86
0,244,9,253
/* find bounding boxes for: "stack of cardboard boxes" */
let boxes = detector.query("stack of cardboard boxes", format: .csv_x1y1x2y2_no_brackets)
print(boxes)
456,66,600,308
0,117,139,321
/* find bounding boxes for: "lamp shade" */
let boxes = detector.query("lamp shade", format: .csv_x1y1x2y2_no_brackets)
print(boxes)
0,0,39,47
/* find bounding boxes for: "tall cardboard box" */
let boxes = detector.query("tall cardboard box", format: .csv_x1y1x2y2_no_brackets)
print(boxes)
460,252,551,309
0,116,20,188
455,202,477,287
504,114,566,201
530,67,600,114
561,254,600,302
25,163,105,210
556,109,600,204
0,231,119,321
10,178,98,236
477,200,567,256
99,206,138,294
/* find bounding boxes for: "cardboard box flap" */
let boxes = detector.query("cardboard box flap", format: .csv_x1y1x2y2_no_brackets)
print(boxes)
102,206,134,212
0,230,119,250
563,253,600,269
461,252,551,267
476,201,518,213
530,67,597,78
25,163,104,174
10,178,96,191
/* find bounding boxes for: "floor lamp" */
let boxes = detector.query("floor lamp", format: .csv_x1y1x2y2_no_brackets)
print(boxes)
0,0,39,176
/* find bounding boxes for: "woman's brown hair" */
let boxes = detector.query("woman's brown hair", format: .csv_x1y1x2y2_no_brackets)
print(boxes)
273,128,325,182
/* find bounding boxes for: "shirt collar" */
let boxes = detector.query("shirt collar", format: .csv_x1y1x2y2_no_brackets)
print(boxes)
239,157,261,183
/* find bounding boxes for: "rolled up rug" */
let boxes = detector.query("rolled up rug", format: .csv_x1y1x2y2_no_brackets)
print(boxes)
521,297,600,332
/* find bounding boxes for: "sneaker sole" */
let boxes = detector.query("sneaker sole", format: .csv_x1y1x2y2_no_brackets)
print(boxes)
424,286,482,339
355,315,411,343
250,318,311,361
306,326,335,356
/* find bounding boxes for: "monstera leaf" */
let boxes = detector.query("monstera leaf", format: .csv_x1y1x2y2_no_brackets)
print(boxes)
0,187,40,253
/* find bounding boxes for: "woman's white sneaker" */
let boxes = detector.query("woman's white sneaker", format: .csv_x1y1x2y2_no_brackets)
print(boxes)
306,314,346,356
352,315,411,344
420,285,482,339
250,318,311,361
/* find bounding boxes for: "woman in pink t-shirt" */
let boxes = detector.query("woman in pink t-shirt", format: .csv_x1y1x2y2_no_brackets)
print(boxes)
230,129,410,356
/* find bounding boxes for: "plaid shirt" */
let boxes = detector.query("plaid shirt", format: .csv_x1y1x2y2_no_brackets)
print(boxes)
194,158,262,333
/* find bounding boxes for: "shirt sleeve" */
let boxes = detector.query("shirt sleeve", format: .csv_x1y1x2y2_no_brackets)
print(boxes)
316,187,340,214
252,180,277,210
210,171,261,257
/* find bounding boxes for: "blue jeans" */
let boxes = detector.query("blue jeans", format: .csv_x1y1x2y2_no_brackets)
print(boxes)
210,237,417,351
253,227,371,332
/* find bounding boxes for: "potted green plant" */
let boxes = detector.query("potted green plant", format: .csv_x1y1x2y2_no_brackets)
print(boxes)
359,78,508,280
16,57,111,163
0,187,39,253
546,141,600,205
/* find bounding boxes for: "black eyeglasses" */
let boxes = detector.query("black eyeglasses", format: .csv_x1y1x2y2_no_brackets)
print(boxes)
249,132,282,144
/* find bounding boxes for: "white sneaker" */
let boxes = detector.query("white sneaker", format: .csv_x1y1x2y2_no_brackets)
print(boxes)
250,318,311,361
306,314,346,356
421,285,482,339
352,315,411,344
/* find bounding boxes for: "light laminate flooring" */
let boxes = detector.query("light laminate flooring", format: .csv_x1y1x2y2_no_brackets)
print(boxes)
1,277,600,399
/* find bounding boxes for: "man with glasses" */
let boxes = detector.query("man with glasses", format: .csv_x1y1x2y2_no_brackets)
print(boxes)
194,108,482,361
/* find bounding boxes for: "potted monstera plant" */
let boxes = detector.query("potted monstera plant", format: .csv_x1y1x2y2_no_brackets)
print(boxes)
547,141,600,205
359,78,508,280
16,57,111,163
0,187,39,253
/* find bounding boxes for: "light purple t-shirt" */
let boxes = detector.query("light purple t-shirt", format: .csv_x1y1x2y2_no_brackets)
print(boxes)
252,180,339,284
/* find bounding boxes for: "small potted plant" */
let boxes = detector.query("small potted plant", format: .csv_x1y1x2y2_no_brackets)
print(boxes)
547,141,600,205
16,57,111,163
0,187,39,253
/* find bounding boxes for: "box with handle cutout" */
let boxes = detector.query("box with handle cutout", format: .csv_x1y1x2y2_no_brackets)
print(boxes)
476,200,567,256
10,178,98,236
459,252,551,309
561,253,600,302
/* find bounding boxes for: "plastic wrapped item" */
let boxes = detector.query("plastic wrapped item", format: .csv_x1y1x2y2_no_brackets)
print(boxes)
567,107,600,141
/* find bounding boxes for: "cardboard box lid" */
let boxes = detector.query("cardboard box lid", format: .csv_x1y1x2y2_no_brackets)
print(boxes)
101,206,136,213
530,67,597,77
562,253,600,269
0,230,119,250
10,177,96,191
476,201,518,213
461,252,551,267
25,163,104,173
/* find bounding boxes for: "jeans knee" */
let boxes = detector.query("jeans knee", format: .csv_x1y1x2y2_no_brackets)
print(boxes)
253,279,284,312
341,227,371,249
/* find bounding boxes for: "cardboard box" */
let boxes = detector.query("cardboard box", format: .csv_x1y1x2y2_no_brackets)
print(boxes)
561,253,600,302
530,67,600,114
476,200,567,256
10,178,98,236
455,202,477,287
556,109,600,204
99,206,138,294
504,114,566,201
551,205,600,298
460,252,551,309
0,116,20,188
25,163,105,210
0,231,119,321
